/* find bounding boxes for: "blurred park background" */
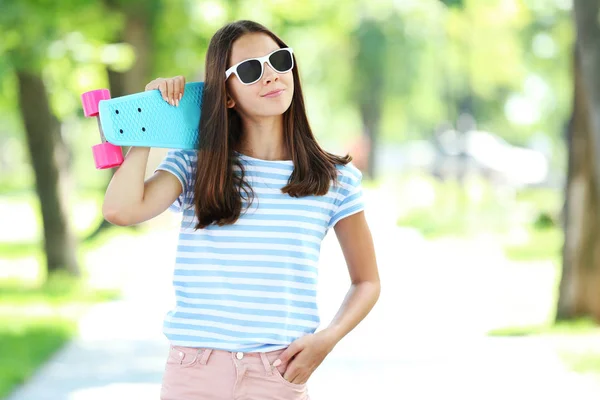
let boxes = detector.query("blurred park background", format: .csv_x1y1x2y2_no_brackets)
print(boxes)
2,0,600,399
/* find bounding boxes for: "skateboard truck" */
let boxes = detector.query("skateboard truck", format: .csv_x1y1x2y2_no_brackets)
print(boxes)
81,89,124,169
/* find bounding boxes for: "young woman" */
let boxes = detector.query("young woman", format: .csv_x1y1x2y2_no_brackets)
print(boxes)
102,19,380,400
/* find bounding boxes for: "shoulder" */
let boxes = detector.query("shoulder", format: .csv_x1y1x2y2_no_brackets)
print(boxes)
167,149,198,168
335,161,363,185
178,149,199,161
159,149,198,183
164,148,197,160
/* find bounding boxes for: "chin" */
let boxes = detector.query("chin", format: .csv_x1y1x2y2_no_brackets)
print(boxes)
256,109,288,118
257,102,292,117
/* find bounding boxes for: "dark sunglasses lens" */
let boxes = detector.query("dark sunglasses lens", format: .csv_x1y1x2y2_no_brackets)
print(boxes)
237,59,262,83
269,50,293,72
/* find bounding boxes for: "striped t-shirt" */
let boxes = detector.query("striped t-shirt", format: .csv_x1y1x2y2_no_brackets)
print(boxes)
155,149,364,352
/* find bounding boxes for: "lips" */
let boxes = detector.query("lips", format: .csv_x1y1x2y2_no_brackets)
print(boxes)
262,89,284,98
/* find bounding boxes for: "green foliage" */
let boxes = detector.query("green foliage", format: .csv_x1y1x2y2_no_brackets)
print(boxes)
0,0,121,72
441,0,464,8
0,272,120,398
503,226,562,261
395,173,564,265
395,173,518,238
533,211,557,229
0,1,576,189
352,18,387,102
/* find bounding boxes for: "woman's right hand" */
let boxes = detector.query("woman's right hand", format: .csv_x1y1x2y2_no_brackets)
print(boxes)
145,76,186,107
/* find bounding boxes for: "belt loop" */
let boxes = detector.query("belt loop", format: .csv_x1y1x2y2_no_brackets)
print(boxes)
260,352,273,375
199,348,212,365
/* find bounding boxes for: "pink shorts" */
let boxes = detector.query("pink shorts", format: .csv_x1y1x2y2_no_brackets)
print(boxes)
160,345,311,400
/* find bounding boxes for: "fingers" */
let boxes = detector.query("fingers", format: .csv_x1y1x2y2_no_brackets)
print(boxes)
290,371,308,385
174,76,185,105
273,341,301,367
283,368,298,383
166,79,175,105
145,77,185,106
282,361,309,384
173,79,181,106
283,364,297,382
158,80,168,102
281,358,312,385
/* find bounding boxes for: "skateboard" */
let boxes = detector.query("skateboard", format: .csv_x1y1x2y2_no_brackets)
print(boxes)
80,82,204,169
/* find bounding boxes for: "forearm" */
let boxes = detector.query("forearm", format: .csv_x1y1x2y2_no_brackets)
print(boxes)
103,146,151,218
322,279,381,346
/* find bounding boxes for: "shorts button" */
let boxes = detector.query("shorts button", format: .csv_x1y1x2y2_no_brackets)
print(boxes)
179,352,184,357
236,352,244,360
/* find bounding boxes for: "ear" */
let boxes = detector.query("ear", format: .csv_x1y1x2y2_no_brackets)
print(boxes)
226,94,236,109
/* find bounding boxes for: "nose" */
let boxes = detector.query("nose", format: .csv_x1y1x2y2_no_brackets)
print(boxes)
262,62,278,84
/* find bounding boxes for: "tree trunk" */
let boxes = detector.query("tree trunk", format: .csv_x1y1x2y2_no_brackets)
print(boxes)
359,100,381,181
559,0,600,321
574,0,600,193
557,47,600,321
353,19,385,180
16,70,80,276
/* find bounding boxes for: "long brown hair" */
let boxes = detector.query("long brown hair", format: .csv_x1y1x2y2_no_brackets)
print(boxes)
193,20,352,229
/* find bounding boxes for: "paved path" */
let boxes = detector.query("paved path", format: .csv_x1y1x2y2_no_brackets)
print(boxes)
6,187,600,399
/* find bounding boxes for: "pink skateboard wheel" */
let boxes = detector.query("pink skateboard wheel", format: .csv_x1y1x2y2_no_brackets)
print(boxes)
81,89,111,117
92,142,123,169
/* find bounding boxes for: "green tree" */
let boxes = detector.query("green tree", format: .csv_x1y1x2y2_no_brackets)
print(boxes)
351,17,387,179
0,0,117,276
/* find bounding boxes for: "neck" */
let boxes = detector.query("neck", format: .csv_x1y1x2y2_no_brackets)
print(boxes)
236,115,290,161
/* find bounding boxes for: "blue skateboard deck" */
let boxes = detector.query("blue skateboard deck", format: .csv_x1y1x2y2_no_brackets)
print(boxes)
98,82,203,149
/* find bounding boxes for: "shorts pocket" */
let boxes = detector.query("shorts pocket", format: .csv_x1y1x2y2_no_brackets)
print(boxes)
272,365,307,390
166,345,202,368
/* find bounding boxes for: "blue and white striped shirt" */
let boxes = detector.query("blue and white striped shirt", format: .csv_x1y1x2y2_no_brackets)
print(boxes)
155,149,364,352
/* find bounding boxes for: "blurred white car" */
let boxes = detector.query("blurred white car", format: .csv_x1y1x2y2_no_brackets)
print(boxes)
463,130,549,186
413,128,551,187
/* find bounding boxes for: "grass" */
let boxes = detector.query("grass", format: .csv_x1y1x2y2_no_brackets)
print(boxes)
395,173,522,239
0,190,103,258
503,188,563,262
0,272,120,399
489,318,600,378
393,175,600,379
487,317,599,336
503,226,563,262
0,241,41,260
0,189,144,264
559,351,600,376
0,189,138,399
394,174,563,258
396,205,486,238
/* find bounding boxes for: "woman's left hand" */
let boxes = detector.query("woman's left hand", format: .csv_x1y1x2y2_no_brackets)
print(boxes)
273,330,338,385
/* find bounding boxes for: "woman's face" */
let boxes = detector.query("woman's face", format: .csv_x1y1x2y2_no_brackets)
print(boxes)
225,33,294,119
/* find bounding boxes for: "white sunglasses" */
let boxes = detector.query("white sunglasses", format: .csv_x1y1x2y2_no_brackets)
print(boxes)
225,48,294,85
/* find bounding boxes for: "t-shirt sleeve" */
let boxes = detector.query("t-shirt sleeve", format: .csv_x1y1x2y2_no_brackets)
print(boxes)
328,163,365,229
155,149,193,213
